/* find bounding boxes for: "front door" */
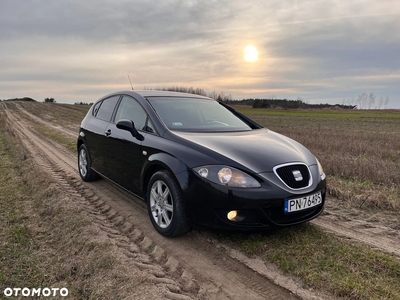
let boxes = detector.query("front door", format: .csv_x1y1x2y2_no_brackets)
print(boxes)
103,95,149,196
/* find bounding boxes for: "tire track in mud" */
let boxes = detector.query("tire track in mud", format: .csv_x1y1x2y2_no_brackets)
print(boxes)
2,102,299,299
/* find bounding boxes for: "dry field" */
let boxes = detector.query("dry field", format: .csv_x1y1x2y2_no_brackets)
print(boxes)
1,101,400,300
240,109,400,214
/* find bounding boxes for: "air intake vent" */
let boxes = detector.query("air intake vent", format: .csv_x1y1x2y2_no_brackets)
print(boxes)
274,163,311,189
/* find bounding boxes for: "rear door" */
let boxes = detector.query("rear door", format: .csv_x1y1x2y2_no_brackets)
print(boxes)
84,95,120,175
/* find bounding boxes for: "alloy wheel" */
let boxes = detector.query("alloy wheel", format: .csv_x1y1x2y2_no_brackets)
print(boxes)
79,148,88,177
149,180,174,228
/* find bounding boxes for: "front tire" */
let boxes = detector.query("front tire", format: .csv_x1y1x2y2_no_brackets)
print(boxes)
78,144,98,182
146,171,191,237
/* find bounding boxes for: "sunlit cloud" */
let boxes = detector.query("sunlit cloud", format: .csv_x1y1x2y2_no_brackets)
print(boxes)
0,0,399,107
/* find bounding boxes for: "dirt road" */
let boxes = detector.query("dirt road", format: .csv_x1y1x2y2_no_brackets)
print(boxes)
2,102,399,299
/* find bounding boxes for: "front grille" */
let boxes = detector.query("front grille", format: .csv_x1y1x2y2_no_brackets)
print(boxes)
274,163,311,189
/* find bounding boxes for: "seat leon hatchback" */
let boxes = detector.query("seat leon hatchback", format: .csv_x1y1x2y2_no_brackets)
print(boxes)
77,90,326,237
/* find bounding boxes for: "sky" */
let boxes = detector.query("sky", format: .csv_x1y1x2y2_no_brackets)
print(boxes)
1,0,400,108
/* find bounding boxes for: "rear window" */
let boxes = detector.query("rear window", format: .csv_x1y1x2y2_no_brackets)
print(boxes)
92,101,102,116
95,96,120,121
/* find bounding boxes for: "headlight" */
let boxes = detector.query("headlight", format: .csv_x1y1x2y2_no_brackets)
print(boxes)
316,159,326,180
193,165,261,188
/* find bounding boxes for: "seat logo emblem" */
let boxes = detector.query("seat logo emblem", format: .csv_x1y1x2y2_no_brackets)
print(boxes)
292,170,303,181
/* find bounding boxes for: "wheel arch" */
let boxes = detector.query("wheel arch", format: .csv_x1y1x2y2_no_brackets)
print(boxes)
141,153,190,200
77,136,91,160
77,138,99,182
77,138,85,152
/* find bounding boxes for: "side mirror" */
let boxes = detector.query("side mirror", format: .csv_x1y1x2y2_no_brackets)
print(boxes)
116,119,144,141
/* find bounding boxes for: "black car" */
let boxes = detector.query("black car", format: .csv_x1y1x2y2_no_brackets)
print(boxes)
77,91,326,237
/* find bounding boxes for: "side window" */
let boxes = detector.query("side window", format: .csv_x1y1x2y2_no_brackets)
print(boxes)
115,96,148,131
95,96,120,121
92,101,102,116
144,117,156,134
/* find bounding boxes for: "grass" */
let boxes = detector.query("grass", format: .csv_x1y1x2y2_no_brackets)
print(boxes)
17,101,89,125
34,124,76,152
0,116,47,290
237,108,400,119
221,224,400,299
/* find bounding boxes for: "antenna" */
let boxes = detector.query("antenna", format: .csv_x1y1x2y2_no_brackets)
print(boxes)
127,75,134,90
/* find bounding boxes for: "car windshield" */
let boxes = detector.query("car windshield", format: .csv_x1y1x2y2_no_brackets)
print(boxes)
147,97,252,132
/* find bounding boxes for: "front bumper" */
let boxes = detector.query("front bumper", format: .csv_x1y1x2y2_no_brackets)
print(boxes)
180,170,326,230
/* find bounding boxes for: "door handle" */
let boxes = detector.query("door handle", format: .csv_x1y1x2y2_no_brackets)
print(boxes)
105,129,111,137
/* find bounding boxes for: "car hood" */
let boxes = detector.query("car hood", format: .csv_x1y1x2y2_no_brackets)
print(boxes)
172,129,316,173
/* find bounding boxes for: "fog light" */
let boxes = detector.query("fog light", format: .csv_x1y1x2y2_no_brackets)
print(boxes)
227,210,238,221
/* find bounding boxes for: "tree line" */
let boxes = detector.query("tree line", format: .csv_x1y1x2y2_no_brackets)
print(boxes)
224,98,356,109
226,93,390,110
74,102,92,105
342,92,390,110
144,86,233,102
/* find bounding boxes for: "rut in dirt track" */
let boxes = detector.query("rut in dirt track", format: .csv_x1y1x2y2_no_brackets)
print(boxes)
2,102,299,300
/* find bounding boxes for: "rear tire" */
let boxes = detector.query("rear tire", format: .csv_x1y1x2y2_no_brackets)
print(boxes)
146,171,191,237
78,144,98,182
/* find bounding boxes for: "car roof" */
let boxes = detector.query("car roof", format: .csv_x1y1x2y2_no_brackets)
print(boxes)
118,90,214,100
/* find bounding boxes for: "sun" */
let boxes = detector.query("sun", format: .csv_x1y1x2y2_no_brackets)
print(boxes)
244,45,258,62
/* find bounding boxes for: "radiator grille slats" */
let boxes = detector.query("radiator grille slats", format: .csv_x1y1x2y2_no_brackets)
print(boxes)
274,164,311,189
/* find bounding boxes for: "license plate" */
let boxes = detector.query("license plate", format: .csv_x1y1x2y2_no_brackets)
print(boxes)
284,191,322,213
